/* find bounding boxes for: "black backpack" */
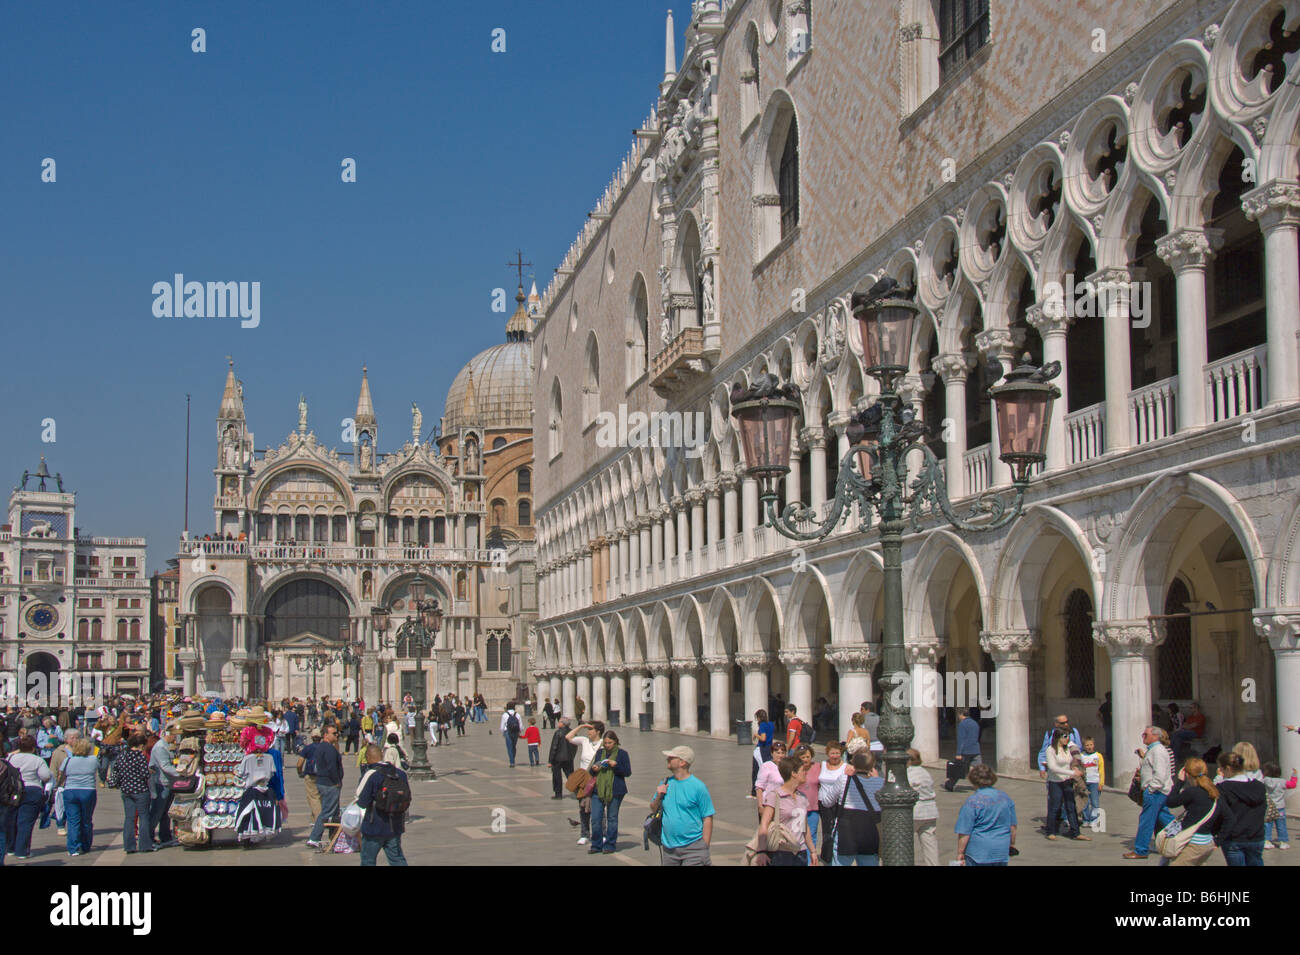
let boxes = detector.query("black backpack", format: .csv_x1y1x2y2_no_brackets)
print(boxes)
798,720,814,745
372,766,412,817
505,712,521,738
0,759,24,810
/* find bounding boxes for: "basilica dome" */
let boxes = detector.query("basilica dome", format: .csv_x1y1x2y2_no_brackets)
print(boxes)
442,285,536,432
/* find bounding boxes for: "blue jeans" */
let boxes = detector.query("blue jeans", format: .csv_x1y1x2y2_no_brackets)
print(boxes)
149,787,174,843
1083,782,1101,822
528,743,540,766
966,859,1007,866
121,791,152,852
1046,779,1079,836
360,834,408,866
13,786,44,856
591,793,623,851
804,810,820,863
1221,839,1265,866
834,853,879,866
64,789,96,854
309,783,341,843
504,734,518,766
1266,815,1289,843
1134,791,1174,855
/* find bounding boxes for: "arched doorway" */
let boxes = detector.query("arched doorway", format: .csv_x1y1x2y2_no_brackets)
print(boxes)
24,652,60,706
196,587,233,697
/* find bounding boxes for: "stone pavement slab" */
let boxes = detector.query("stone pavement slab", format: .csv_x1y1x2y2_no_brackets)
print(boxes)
8,717,1297,867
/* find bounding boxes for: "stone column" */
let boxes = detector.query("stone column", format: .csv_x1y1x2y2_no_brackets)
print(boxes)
1027,303,1073,471
639,518,653,591
1253,611,1300,815
617,528,631,598
576,672,592,715
675,498,690,578
561,668,577,722
1156,228,1222,431
704,655,733,738
549,674,561,708
905,641,945,762
1243,181,1300,405
648,660,673,730
627,525,641,595
786,442,804,512
825,644,881,743
650,509,664,586
1090,267,1133,452
662,508,676,584
976,328,1017,487
933,353,969,497
1094,621,1163,779
741,476,759,559
705,481,721,558
677,660,701,734
736,652,773,731
591,670,608,722
628,669,649,725
688,487,707,569
802,426,828,512
609,669,628,725
979,629,1039,775
720,472,739,566
779,648,820,727
535,672,550,708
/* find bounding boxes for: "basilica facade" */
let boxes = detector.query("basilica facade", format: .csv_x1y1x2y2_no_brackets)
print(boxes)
177,292,538,705
531,0,1300,801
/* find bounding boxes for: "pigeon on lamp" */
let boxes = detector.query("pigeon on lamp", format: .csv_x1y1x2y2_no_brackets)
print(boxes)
865,275,899,299
751,372,782,398
730,381,748,404
1029,360,1062,382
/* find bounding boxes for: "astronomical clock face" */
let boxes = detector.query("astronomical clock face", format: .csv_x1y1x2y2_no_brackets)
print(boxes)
24,602,58,632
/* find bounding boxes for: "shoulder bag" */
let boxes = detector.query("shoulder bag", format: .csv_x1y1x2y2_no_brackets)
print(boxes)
819,771,852,865
1154,801,1217,858
643,776,672,850
1127,768,1145,806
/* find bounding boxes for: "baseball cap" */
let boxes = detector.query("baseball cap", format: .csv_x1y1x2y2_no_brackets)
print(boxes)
662,745,695,765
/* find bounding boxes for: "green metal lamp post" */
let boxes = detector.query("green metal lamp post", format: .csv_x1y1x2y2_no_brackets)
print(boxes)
729,284,1060,866
371,575,443,781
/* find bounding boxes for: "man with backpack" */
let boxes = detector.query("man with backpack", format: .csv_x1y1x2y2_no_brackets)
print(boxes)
785,704,812,748
500,701,523,768
355,742,410,866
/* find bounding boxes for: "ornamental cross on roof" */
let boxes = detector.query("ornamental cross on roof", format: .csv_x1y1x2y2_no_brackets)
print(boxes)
508,250,532,290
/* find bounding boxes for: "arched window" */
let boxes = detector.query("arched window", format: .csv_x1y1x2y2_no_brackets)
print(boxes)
938,0,990,83
1064,589,1095,698
456,572,468,600
491,498,507,525
549,379,563,460
1065,238,1104,411
129,619,141,640
741,23,760,128
518,499,531,525
583,334,601,426
628,276,649,383
779,118,800,239
264,578,350,642
433,516,446,543
78,618,88,641
1128,192,1178,390
117,619,127,640
486,633,500,671
91,618,102,640
492,437,506,450
517,467,531,493
1159,579,1193,699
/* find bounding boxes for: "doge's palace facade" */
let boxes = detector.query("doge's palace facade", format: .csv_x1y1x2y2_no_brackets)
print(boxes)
531,0,1300,801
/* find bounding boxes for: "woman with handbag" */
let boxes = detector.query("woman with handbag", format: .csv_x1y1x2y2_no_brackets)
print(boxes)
753,755,819,866
832,751,882,865
1159,758,1229,866
59,738,99,856
588,731,631,854
1044,730,1089,841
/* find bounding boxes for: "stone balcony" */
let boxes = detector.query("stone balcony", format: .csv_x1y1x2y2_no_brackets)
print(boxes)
650,327,708,397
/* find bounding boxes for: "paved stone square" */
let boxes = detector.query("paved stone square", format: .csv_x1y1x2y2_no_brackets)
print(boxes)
8,717,1297,867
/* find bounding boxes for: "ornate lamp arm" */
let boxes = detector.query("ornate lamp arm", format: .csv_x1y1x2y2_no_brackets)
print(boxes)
904,441,1028,533
760,452,875,541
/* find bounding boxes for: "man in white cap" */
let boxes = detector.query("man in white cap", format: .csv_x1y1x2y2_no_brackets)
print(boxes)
650,745,714,866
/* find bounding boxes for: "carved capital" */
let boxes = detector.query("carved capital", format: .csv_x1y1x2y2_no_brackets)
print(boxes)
702,654,732,672
823,643,882,672
1025,302,1073,336
825,410,852,433
735,651,774,672
1092,621,1163,658
685,486,708,507
799,425,827,448
1242,180,1300,231
717,471,739,492
672,656,701,673
932,352,971,384
896,373,928,407
1155,228,1224,272
636,514,655,530
979,629,1040,665
646,658,674,677
904,642,945,666
778,648,822,670
1252,610,1300,653
899,22,924,42
974,328,1016,360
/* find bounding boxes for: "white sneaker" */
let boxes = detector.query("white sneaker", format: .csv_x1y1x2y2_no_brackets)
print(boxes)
1264,842,1275,849
577,837,588,845
306,840,323,848
1279,842,1290,849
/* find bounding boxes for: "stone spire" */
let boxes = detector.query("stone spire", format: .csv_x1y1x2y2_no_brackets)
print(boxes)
463,368,480,426
662,9,677,92
354,365,377,434
505,283,532,342
219,358,244,420
527,279,541,319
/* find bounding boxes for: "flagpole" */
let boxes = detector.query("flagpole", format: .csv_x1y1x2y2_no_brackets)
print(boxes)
184,393,191,534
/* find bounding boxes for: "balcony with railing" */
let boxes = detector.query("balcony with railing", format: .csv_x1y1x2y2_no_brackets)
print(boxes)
1065,403,1105,465
650,327,707,397
179,539,248,557
1206,345,1267,422
1129,377,1179,445
963,444,993,496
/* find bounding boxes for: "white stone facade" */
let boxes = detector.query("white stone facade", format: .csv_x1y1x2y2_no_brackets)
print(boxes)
531,0,1300,802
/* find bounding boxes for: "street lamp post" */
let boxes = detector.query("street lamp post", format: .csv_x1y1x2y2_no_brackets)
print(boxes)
332,639,363,703
294,651,330,701
729,283,1059,866
371,575,443,781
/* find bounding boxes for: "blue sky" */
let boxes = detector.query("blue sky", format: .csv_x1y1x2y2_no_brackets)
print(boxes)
0,0,693,572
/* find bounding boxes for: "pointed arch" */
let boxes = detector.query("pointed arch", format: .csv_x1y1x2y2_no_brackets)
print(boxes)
990,504,1100,631
904,529,990,643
